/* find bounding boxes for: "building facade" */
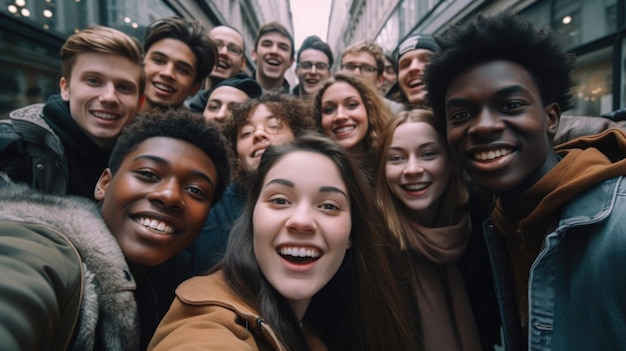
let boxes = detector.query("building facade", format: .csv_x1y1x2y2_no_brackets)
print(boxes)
327,0,626,117
0,0,294,118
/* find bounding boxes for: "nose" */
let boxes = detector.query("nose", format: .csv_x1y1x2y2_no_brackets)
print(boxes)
148,178,185,210
218,44,229,54
309,65,318,73
99,82,118,104
468,108,506,138
285,202,316,233
252,126,270,142
403,155,425,175
214,105,229,121
160,62,176,79
334,105,348,121
408,58,424,73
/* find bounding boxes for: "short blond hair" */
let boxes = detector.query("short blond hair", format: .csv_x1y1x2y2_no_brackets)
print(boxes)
340,40,385,76
61,26,145,95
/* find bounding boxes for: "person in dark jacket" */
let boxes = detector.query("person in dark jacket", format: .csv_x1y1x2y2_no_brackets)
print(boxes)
0,109,230,350
425,12,626,350
0,26,145,199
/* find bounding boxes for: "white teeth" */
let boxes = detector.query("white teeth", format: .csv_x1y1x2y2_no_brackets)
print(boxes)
408,79,422,88
218,61,229,69
403,183,428,191
135,217,175,234
474,148,512,161
253,148,266,158
266,59,280,65
154,82,174,93
92,111,119,120
279,246,320,258
334,126,355,134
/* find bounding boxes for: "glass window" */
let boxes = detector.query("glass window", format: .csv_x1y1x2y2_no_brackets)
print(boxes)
569,46,613,116
553,0,616,49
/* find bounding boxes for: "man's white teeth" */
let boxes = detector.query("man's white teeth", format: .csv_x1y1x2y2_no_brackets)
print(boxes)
266,59,280,66
279,246,320,258
409,79,422,88
154,83,174,93
135,217,175,234
474,148,512,161
92,111,119,120
403,183,428,191
218,61,229,69
334,126,355,134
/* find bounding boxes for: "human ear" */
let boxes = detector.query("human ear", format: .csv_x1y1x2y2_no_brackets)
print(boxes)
545,102,561,137
94,168,112,201
60,77,70,101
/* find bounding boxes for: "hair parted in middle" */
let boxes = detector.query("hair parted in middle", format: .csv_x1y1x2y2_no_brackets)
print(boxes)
219,132,420,350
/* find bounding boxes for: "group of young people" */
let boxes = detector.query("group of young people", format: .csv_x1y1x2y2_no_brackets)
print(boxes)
1,10,626,351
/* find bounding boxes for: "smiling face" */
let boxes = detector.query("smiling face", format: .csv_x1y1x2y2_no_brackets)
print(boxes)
252,32,294,89
385,122,450,223
296,49,331,96
209,26,246,81
253,151,351,320
143,38,200,112
203,85,249,122
397,48,434,106
94,137,217,267
341,51,382,89
320,81,369,153
445,60,559,200
236,104,295,173
60,52,141,149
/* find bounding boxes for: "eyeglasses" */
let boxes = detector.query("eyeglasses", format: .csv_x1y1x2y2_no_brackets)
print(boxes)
341,63,378,76
299,61,329,71
215,41,244,56
240,117,285,137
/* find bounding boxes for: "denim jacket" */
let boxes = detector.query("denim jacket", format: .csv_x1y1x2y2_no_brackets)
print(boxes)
484,176,626,351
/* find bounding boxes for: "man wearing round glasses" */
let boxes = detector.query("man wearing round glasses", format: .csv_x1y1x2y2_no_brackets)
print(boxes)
294,35,333,99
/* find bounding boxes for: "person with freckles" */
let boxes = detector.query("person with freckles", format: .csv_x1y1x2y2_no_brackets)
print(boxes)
141,17,218,113
0,109,230,350
0,26,144,199
149,134,419,350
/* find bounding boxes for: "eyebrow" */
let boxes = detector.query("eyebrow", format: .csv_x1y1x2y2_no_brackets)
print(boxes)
265,178,348,199
133,155,215,185
150,50,195,71
80,71,138,87
445,84,529,109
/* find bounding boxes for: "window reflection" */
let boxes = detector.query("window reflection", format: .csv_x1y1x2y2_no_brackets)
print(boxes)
570,47,613,116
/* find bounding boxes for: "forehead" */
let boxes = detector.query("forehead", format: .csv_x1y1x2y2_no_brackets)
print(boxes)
146,38,197,67
447,60,539,100
70,52,141,81
265,151,346,188
323,81,360,101
210,85,248,102
342,51,376,65
398,48,433,64
299,49,329,63
209,26,244,46
392,121,441,146
123,136,215,173
258,32,292,47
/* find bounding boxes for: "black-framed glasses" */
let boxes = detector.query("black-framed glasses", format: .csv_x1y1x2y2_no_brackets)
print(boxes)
299,61,329,71
341,63,378,76
216,41,244,56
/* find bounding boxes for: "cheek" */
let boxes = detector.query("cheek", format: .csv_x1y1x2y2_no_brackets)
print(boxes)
321,115,333,131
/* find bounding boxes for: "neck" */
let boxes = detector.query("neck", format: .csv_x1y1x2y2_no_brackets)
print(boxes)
499,151,560,208
256,72,284,91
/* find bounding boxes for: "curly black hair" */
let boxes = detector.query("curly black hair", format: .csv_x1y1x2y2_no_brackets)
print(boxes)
424,12,576,122
108,108,231,203
223,93,316,183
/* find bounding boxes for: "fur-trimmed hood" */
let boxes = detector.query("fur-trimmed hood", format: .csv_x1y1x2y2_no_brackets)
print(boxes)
0,176,139,350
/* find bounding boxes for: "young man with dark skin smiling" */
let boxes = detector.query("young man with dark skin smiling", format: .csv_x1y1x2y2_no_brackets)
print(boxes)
425,12,626,351
141,17,218,113
0,109,230,350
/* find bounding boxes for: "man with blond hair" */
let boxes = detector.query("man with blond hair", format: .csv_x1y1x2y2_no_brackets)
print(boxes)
0,26,145,199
